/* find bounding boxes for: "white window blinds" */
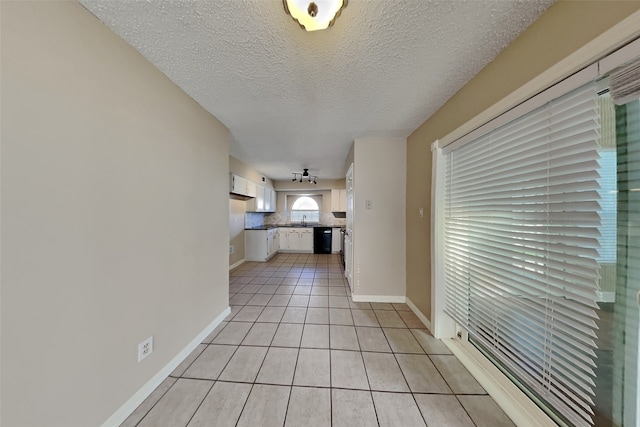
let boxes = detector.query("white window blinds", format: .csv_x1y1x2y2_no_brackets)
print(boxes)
443,82,602,426
610,59,640,105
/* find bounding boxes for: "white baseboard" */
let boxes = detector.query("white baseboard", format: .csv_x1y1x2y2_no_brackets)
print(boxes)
351,294,406,303
405,297,432,332
229,259,245,270
100,307,231,427
443,339,557,427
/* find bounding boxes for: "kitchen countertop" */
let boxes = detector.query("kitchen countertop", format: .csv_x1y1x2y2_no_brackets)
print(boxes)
245,225,345,230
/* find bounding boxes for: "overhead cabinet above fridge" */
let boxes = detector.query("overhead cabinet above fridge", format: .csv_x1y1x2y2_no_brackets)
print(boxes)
230,174,256,197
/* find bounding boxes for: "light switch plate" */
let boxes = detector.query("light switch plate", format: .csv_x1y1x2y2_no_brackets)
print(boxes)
365,200,372,209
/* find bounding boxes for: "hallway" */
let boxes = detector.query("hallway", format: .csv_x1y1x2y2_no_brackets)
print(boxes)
121,254,514,426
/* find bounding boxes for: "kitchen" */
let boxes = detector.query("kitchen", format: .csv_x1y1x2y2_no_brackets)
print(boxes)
228,130,408,306
229,156,347,267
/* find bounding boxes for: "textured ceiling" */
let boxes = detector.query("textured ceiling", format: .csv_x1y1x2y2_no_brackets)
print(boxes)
80,0,554,180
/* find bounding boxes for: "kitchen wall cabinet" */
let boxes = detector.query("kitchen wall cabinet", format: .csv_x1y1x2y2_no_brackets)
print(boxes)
231,174,249,196
246,180,257,198
245,229,279,261
231,173,276,212
231,174,259,198
264,188,276,212
331,189,347,212
246,186,277,212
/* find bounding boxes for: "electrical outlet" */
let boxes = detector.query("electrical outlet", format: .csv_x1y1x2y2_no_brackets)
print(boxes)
138,336,153,362
418,208,424,218
365,200,372,209
229,245,234,254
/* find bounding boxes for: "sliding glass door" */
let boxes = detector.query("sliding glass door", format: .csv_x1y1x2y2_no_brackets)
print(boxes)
440,69,640,426
609,97,639,427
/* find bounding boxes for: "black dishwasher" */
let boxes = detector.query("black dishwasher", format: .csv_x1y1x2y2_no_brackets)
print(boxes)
313,227,332,254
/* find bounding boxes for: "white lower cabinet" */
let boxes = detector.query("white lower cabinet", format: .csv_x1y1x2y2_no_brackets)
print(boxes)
279,229,290,251
268,228,279,255
331,228,342,253
245,229,279,262
278,228,313,252
300,229,313,251
248,227,322,261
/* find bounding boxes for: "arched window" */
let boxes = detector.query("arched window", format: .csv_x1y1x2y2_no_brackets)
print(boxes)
291,196,320,223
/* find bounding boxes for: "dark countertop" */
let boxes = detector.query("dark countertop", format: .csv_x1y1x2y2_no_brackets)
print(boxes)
245,224,345,230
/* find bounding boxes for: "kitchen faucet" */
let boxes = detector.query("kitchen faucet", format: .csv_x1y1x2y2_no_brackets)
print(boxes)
302,215,307,226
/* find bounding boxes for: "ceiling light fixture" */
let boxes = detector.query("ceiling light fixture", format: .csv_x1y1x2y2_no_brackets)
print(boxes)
291,168,318,184
283,0,347,32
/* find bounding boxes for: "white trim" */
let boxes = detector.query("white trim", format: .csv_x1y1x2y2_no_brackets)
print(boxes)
600,36,640,75
351,294,406,303
100,307,231,427
438,10,640,150
229,259,245,270
405,297,432,332
444,339,558,427
431,145,456,340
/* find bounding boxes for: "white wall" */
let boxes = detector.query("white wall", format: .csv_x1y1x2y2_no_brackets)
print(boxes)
1,2,230,426
352,137,407,299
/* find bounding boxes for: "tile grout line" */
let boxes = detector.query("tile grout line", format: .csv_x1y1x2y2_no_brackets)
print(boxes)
141,255,492,427
131,378,179,427
182,380,215,427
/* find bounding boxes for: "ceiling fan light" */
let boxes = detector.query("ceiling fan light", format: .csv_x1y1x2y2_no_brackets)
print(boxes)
283,0,347,32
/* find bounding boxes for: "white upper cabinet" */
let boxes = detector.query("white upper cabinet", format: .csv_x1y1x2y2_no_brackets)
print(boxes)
231,173,276,212
263,187,274,212
230,174,249,195
246,185,277,212
256,185,266,211
247,180,257,198
331,189,347,212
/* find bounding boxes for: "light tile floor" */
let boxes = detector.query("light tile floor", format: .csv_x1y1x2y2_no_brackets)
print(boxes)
122,253,515,427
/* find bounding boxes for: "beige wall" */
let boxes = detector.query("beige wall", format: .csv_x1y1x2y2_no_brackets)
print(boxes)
405,1,640,321
353,137,406,298
1,3,230,426
229,155,274,189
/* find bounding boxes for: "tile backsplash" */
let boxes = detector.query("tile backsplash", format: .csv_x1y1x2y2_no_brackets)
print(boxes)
245,212,346,228
262,212,345,227
245,212,266,228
